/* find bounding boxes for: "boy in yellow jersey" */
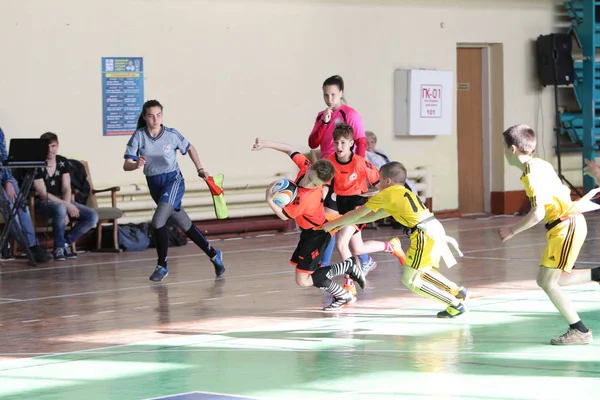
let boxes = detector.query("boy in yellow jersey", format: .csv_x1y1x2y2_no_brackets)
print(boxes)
500,124,600,345
322,161,470,318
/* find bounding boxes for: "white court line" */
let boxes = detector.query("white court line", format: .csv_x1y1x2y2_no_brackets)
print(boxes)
0,285,597,364
463,255,600,265
442,212,600,236
0,240,585,305
2,218,599,276
0,243,301,276
1,220,597,312
463,236,600,254
0,270,292,304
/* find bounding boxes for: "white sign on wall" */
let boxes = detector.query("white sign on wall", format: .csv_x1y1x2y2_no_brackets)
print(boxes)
394,69,453,136
420,84,442,118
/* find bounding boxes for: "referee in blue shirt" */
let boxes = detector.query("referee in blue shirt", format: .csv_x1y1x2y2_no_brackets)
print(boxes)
123,100,225,281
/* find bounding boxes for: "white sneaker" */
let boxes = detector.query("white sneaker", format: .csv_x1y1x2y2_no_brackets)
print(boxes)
550,328,593,345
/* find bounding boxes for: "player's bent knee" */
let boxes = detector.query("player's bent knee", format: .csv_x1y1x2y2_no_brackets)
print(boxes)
403,275,416,291
295,272,313,287
536,274,553,291
402,269,421,291
535,274,545,289
151,215,169,230
536,267,559,290
311,267,329,288
349,242,364,255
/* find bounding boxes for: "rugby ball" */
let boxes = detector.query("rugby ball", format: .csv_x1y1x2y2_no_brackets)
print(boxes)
271,178,298,207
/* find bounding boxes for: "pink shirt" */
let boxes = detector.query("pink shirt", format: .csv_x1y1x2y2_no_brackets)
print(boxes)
308,104,366,158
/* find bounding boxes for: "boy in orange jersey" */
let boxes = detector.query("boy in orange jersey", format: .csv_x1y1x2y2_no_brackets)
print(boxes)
252,138,366,311
323,161,471,318
327,124,404,294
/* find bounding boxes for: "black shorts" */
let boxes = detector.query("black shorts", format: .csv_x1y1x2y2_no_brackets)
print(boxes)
323,187,337,211
290,228,332,273
336,195,368,232
336,194,368,215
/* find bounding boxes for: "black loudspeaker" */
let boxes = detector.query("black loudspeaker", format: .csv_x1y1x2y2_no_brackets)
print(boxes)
536,33,574,86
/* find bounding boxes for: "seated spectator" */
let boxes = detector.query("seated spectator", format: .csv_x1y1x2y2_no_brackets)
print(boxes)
365,131,391,169
364,130,418,194
0,127,51,263
32,132,98,260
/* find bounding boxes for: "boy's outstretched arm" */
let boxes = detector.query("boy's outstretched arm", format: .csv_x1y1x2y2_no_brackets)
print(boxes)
499,204,545,241
354,208,390,224
322,207,389,232
584,158,600,185
252,138,294,156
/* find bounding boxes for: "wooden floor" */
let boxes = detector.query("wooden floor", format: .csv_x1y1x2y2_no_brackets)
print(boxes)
1,214,600,399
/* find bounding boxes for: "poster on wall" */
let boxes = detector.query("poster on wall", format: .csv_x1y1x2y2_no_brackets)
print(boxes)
101,57,144,136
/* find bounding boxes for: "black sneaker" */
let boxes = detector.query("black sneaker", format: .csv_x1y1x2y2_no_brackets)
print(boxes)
30,246,52,263
323,295,356,312
1,246,15,261
437,303,468,318
53,247,66,261
63,245,78,259
346,256,366,289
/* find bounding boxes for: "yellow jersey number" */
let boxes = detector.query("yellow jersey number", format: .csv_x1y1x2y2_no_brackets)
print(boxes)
404,191,426,212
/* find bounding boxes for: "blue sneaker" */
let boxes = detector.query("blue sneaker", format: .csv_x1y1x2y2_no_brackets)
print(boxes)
360,256,377,275
211,250,225,277
456,286,471,301
149,266,168,282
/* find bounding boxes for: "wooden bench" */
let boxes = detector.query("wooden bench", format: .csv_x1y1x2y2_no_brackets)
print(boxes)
93,164,432,236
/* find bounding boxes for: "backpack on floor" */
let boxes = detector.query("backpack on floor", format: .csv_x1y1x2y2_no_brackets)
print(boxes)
118,223,150,251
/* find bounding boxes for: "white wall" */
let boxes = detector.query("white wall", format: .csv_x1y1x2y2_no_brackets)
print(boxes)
0,0,559,211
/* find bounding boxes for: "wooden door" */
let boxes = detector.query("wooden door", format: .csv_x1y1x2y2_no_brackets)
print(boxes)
457,48,484,214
